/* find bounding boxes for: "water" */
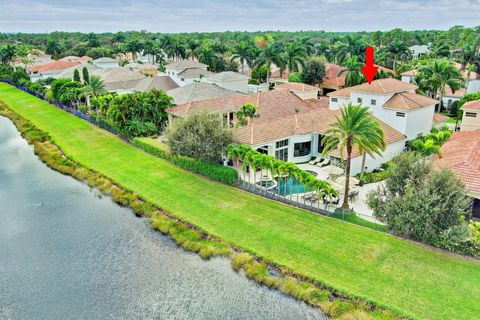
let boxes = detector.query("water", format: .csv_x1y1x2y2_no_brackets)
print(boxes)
0,116,326,320
277,177,313,196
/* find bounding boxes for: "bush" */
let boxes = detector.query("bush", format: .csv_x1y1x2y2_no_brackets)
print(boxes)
288,72,302,83
133,138,238,186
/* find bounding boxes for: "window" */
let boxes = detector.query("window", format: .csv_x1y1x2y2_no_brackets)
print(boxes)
331,98,338,102
465,112,477,118
276,139,289,148
396,112,406,117
294,141,311,157
357,98,362,103
275,148,288,161
371,99,376,105
318,134,324,153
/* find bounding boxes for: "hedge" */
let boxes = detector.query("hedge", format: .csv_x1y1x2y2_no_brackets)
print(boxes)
132,138,238,186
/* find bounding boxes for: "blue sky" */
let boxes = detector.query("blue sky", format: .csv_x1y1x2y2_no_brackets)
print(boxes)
1,0,479,33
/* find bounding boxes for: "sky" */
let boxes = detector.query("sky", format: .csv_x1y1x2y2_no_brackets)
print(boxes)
1,0,479,33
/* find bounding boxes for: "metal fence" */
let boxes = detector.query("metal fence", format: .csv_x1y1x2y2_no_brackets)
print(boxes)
1,79,386,230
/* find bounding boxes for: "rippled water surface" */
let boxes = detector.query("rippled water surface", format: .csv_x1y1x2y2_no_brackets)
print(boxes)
0,116,326,320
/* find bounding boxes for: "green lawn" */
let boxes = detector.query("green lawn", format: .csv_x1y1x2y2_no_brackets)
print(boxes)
1,83,479,320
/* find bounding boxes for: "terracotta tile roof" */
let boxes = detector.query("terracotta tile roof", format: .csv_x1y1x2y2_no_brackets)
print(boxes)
275,82,319,92
329,117,406,158
383,92,438,111
322,63,346,87
349,78,418,94
444,86,465,98
377,65,394,74
433,113,451,125
167,82,242,105
461,100,480,111
30,60,81,73
400,69,418,76
167,90,328,122
166,60,207,69
205,71,248,82
435,130,480,197
327,88,351,98
453,62,480,80
80,56,92,61
177,68,215,78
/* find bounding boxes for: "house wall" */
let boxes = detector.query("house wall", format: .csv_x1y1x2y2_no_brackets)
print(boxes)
401,75,414,83
348,139,406,176
461,109,480,131
404,105,435,140
467,79,480,94
166,67,208,87
328,96,349,110
442,96,461,109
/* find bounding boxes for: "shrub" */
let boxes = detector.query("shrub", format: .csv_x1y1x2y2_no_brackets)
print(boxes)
288,72,302,83
133,138,238,186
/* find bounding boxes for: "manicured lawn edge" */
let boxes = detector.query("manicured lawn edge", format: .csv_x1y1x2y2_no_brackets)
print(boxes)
0,102,409,320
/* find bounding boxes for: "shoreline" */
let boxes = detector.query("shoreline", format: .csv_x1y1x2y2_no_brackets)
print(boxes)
0,102,404,320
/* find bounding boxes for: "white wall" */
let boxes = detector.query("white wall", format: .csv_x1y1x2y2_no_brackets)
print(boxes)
467,79,480,94
349,139,406,176
404,105,435,140
329,96,349,110
401,75,414,83
442,96,461,109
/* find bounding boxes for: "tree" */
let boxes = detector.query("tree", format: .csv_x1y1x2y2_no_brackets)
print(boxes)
367,152,472,249
337,56,364,87
419,59,464,112
236,103,259,127
301,58,326,86
386,40,410,69
45,40,62,57
82,67,90,84
0,44,17,65
81,75,106,105
124,39,143,62
187,40,200,60
231,41,254,75
73,69,81,82
322,103,386,209
255,42,283,84
167,112,232,163
284,41,307,73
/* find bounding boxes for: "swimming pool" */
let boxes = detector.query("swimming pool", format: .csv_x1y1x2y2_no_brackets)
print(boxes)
276,177,314,196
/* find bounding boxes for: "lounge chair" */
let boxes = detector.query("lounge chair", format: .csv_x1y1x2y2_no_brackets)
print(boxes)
318,159,330,167
309,156,322,165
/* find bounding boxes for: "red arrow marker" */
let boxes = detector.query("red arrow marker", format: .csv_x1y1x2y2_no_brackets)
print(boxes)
361,46,378,85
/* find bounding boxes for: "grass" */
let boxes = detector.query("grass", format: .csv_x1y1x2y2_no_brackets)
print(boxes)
331,212,389,232
1,83,479,320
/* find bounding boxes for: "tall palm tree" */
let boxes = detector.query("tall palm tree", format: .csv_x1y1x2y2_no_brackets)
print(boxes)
81,75,107,106
0,44,16,65
124,39,143,62
284,41,308,73
386,40,410,70
231,41,254,75
45,40,62,57
187,40,200,60
337,56,364,87
322,103,386,209
419,59,464,112
236,103,259,127
143,40,159,64
256,43,282,84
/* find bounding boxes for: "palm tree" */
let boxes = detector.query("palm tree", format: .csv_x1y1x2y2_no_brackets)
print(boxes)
81,75,106,106
337,56,364,87
284,41,308,73
45,40,62,57
124,39,143,62
386,40,410,70
231,41,254,75
419,59,464,112
322,103,386,209
187,40,200,60
236,103,259,127
256,43,282,84
0,44,16,65
143,40,159,64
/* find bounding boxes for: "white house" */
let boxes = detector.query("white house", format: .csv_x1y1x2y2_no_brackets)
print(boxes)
408,44,430,59
400,70,417,83
328,78,438,141
165,60,212,86
92,57,119,69
203,71,249,94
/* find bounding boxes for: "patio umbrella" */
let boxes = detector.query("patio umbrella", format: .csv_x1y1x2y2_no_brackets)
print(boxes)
323,165,344,175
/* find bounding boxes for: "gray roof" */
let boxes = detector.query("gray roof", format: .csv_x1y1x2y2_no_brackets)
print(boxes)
93,57,118,63
167,82,244,105
166,60,208,69
177,68,215,79
134,76,179,92
205,71,248,82
92,67,145,83
55,62,98,80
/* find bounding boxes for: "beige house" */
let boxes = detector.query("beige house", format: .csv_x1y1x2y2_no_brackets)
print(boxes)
460,100,480,132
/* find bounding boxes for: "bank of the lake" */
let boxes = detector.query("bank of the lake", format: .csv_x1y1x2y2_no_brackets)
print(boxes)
1,83,479,320
0,115,328,320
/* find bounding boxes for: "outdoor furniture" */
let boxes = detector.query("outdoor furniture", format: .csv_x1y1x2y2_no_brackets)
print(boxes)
316,158,329,167
334,175,360,186
309,156,322,165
